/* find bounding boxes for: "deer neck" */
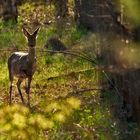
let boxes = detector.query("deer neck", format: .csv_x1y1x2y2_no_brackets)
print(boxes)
28,46,36,64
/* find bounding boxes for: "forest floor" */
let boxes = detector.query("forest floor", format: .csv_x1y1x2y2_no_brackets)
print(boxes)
0,2,139,140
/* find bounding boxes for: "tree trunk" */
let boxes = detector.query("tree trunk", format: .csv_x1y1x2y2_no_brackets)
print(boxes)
74,0,81,22
2,0,18,23
74,0,110,31
133,26,140,42
52,0,68,17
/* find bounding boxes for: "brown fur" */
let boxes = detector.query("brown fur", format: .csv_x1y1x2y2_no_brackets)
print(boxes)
8,27,39,106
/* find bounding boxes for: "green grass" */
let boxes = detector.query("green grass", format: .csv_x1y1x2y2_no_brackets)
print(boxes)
0,62,9,86
0,24,139,140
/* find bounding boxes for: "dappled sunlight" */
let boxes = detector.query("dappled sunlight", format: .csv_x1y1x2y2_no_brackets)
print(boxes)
54,112,66,122
70,32,99,59
45,97,81,123
66,97,81,109
0,0,140,139
29,114,54,129
121,0,140,25
112,40,140,69
0,62,9,86
18,2,55,27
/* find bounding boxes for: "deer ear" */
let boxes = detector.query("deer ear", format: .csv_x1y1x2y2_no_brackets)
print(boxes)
22,27,30,37
33,27,40,37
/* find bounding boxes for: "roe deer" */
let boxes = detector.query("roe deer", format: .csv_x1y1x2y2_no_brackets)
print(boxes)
8,27,39,106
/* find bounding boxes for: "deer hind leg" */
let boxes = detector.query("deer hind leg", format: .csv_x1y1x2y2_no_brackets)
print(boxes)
26,77,32,107
9,75,13,105
17,78,25,104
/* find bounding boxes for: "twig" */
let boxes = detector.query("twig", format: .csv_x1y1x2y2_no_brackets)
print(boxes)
0,48,97,65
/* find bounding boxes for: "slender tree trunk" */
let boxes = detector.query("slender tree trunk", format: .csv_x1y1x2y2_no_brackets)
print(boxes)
133,26,140,42
2,0,18,23
52,0,68,17
74,0,81,22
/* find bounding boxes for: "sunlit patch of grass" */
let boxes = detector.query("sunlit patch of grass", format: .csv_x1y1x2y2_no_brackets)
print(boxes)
37,26,58,49
0,29,16,49
62,25,88,46
45,26,58,39
0,62,9,87
0,26,26,50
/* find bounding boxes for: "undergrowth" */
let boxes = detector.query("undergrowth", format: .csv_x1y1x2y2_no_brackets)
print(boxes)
0,1,139,140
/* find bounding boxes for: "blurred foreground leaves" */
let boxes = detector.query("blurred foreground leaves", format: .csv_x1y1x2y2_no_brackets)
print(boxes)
0,97,81,139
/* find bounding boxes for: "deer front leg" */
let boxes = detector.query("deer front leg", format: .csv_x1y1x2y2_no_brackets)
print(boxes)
17,78,25,104
26,77,32,107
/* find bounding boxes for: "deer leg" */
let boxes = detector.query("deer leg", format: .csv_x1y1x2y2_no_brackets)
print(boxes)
9,75,13,105
9,83,12,105
17,78,25,104
26,77,32,107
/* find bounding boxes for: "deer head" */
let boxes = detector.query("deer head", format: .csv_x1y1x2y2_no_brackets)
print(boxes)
23,27,39,47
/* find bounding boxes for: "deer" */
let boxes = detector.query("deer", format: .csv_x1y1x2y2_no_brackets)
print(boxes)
8,27,39,107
